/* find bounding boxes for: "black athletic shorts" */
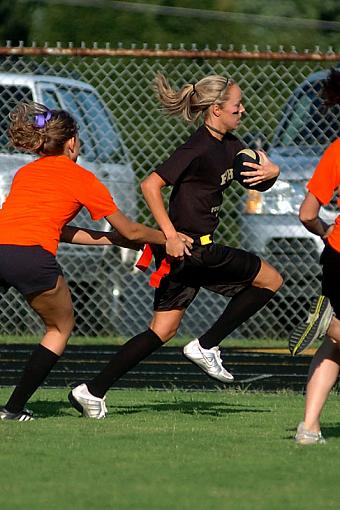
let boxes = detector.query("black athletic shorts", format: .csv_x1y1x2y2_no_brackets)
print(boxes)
153,243,261,311
320,242,340,318
0,245,63,297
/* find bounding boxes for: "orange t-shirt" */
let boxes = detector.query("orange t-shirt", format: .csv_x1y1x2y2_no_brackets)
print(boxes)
0,155,118,255
307,138,340,252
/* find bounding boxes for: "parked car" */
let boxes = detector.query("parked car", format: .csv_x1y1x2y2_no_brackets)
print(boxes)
0,72,137,334
241,68,340,335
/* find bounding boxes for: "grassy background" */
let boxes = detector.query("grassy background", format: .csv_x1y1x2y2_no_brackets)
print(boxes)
0,334,295,350
1,388,340,510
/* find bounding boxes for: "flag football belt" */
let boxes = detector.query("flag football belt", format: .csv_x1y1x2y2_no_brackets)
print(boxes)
194,234,213,246
135,234,213,289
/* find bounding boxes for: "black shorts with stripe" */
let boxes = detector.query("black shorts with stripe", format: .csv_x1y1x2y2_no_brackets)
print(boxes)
153,243,261,311
0,245,63,297
321,243,340,318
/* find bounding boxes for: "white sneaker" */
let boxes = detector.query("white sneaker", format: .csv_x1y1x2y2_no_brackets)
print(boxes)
183,339,234,383
294,422,326,445
68,384,107,419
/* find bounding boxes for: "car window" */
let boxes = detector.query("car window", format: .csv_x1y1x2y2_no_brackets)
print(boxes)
273,80,340,149
41,89,62,110
55,87,96,162
0,85,33,152
58,86,126,164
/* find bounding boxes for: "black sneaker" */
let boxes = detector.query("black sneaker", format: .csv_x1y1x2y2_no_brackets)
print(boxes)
0,407,34,421
289,295,334,356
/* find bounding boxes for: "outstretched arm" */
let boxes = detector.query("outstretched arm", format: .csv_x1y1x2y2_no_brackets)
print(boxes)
105,209,168,246
60,225,142,250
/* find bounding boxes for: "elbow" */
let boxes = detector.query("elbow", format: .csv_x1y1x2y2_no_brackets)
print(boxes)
299,211,316,225
140,176,151,196
298,211,307,225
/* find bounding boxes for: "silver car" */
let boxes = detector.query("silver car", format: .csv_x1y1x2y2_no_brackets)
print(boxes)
241,69,340,335
0,73,137,334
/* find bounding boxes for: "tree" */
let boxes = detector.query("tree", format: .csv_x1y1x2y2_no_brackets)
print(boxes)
0,0,339,51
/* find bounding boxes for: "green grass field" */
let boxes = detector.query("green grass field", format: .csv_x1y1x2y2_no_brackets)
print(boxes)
1,387,340,510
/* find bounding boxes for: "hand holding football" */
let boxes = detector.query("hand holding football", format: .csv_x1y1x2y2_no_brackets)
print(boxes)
232,148,260,189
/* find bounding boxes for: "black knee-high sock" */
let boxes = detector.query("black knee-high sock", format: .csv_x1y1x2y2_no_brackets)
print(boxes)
199,287,275,349
87,329,163,398
5,344,60,413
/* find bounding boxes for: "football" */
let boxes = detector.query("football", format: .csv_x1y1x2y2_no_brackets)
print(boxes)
233,148,260,189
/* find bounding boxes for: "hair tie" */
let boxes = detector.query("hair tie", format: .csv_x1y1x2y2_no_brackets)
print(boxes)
191,83,196,96
34,111,52,128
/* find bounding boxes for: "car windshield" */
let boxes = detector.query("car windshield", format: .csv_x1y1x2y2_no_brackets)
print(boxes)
272,80,340,149
58,86,127,164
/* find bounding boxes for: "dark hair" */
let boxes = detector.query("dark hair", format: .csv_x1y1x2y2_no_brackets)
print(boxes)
8,102,78,155
321,68,340,108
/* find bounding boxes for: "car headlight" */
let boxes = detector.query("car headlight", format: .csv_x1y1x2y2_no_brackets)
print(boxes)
244,180,306,215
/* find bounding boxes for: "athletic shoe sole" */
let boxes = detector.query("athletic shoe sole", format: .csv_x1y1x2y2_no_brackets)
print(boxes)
289,296,333,356
68,391,84,415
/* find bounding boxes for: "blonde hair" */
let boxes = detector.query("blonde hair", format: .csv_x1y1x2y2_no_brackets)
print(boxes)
153,73,235,122
8,102,78,155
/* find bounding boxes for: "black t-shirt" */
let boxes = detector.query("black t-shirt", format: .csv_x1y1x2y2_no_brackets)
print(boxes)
155,125,244,237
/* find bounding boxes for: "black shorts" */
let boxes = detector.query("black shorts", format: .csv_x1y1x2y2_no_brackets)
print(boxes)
153,243,261,311
0,245,63,297
321,243,340,318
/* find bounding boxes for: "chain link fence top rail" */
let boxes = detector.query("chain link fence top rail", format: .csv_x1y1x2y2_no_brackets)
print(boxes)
0,44,339,339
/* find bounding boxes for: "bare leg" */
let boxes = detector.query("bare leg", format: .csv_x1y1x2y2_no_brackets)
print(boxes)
199,259,283,349
4,276,74,414
252,259,283,292
27,275,75,355
149,309,186,341
303,336,340,432
326,317,340,345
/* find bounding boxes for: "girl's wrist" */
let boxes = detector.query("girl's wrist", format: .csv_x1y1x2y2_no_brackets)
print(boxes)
165,230,179,240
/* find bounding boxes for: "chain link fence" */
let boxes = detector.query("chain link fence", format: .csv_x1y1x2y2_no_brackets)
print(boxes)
0,45,339,339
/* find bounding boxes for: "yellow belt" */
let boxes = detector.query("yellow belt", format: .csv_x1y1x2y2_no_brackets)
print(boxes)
199,234,213,246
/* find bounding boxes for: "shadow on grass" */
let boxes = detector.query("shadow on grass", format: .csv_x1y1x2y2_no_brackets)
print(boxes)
112,400,271,417
28,399,271,418
29,400,74,418
319,423,340,438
